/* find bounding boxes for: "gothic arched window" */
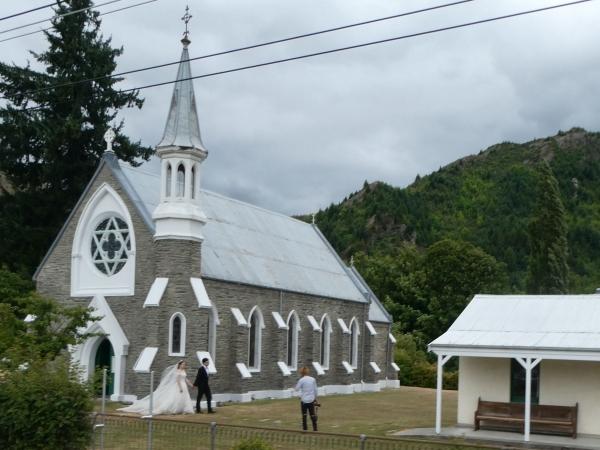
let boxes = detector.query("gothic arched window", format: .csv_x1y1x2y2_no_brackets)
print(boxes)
286,311,299,369
176,164,185,197
191,165,196,200
169,312,186,356
319,314,331,370
248,307,263,371
166,164,172,197
349,317,360,368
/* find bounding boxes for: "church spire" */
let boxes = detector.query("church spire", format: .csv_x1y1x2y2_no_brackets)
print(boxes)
152,7,207,243
156,6,207,153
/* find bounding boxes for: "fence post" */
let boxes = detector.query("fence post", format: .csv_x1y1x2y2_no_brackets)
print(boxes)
359,433,366,450
146,371,155,450
100,368,107,450
210,422,217,450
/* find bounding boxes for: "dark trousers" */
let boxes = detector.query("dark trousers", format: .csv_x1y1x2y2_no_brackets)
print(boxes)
196,387,212,412
300,401,317,431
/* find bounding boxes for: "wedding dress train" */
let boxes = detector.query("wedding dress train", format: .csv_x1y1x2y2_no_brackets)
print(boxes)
118,365,194,415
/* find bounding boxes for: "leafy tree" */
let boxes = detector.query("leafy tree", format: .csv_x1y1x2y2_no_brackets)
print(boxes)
526,162,569,294
0,269,93,369
417,239,507,343
0,356,94,450
0,0,151,274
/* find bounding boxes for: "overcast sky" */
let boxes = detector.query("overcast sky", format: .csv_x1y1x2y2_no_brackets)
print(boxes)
1,0,599,215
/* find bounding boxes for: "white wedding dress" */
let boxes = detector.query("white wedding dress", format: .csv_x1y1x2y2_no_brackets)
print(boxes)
118,365,195,415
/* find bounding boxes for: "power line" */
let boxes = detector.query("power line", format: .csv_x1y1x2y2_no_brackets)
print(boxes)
11,0,594,112
0,0,158,44
0,0,126,35
3,0,474,99
118,0,593,94
0,1,67,22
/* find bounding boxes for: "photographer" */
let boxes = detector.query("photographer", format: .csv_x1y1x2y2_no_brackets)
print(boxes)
294,366,318,431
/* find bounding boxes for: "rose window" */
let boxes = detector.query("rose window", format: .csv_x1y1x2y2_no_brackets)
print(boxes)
90,217,131,276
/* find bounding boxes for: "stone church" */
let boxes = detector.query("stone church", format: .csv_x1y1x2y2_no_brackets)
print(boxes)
34,31,398,403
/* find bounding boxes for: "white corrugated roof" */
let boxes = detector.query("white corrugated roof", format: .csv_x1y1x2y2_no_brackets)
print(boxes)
118,158,366,303
430,294,600,352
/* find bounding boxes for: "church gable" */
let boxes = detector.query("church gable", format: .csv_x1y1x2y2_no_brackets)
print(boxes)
35,156,155,304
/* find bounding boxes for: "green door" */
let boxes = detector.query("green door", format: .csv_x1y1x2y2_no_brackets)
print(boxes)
94,338,114,396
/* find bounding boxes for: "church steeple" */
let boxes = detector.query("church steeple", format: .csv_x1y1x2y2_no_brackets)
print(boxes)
152,8,207,243
156,31,207,153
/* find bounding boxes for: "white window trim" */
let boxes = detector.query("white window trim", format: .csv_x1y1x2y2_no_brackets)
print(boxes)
369,361,382,374
133,347,158,373
286,310,300,370
312,361,325,376
236,362,252,378
349,317,360,369
277,361,292,376
247,306,264,373
365,321,377,336
190,277,212,308
271,311,288,329
168,312,186,357
208,306,219,361
320,314,332,370
231,307,247,326
143,278,168,307
337,317,350,334
71,183,136,297
389,333,397,344
306,315,321,331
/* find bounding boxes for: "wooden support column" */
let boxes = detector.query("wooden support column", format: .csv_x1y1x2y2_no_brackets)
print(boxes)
435,354,452,434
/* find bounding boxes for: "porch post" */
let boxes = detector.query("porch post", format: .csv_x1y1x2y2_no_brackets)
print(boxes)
516,357,542,442
524,358,532,442
435,354,452,434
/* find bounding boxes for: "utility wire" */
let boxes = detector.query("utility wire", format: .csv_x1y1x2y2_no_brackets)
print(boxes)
0,0,125,35
12,0,594,112
0,1,67,22
3,0,474,99
119,0,593,94
0,0,158,44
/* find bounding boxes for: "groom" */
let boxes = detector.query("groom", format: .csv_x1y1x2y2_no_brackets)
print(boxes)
193,357,214,414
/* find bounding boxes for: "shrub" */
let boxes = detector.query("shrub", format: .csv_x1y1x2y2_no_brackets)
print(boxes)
394,332,458,389
230,437,275,450
0,355,94,450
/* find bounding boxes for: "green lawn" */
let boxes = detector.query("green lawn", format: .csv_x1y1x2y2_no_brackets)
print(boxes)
98,386,457,436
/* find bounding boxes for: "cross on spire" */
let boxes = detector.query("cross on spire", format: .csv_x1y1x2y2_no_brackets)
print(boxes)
181,5,192,40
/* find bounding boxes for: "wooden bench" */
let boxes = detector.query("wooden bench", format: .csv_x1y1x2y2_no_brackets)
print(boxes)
474,398,578,438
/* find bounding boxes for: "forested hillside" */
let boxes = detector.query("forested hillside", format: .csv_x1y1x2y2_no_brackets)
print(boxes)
313,127,600,294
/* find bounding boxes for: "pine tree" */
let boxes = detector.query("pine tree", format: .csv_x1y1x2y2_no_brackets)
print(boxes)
0,0,151,274
526,161,569,294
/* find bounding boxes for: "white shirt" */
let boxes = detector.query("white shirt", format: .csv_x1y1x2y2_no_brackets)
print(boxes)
295,375,318,403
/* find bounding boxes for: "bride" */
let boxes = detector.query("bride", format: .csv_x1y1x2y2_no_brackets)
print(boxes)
118,360,195,415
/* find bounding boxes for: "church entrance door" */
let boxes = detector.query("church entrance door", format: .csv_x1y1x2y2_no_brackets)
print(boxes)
94,338,114,396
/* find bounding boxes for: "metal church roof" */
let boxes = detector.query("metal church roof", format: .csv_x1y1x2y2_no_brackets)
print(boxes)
156,38,207,152
429,294,600,355
118,158,367,303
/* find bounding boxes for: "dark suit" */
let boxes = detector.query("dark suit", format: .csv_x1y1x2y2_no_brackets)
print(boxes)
193,365,213,412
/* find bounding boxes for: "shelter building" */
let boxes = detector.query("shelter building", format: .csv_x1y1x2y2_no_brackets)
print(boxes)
429,294,600,441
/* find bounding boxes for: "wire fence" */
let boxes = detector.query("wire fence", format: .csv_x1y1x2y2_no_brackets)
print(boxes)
91,413,517,450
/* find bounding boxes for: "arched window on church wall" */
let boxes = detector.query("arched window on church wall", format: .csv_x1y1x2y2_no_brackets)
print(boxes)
169,312,186,356
320,314,331,370
248,308,262,371
176,164,185,197
349,317,359,368
190,165,196,200
286,311,299,369
166,164,172,197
